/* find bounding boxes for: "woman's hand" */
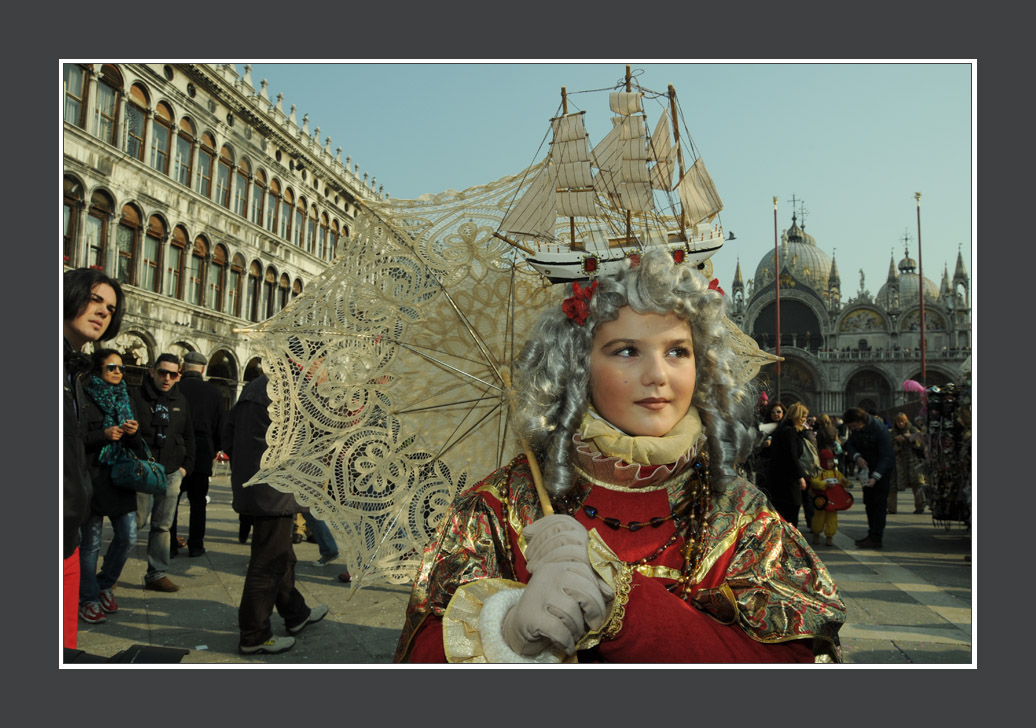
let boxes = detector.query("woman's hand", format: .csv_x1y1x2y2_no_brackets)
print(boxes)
799,477,807,491
121,419,138,435
104,425,124,442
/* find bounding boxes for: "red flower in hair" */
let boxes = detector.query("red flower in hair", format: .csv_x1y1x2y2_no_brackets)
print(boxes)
708,278,725,296
562,280,597,326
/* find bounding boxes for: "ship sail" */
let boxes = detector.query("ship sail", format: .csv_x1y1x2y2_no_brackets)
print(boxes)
552,113,595,218
677,157,723,225
499,162,557,240
649,112,676,191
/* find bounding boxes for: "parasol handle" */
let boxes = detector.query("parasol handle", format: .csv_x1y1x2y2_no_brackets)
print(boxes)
500,370,554,516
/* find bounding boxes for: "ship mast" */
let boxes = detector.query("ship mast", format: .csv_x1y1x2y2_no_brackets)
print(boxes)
624,65,633,243
562,86,580,251
669,84,687,241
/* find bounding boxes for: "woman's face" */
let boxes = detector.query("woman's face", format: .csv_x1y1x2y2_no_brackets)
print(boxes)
589,307,696,437
100,353,125,385
770,406,784,421
795,411,809,430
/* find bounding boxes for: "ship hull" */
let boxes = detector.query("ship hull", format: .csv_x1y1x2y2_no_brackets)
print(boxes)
527,239,724,284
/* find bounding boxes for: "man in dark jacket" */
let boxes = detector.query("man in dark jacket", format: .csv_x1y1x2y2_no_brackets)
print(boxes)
172,351,226,557
63,268,125,649
842,406,895,549
224,373,328,655
132,353,196,592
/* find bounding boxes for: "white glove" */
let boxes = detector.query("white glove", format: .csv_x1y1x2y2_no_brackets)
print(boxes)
501,515,613,657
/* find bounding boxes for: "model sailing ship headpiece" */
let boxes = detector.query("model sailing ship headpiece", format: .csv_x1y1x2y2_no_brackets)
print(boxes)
495,66,726,283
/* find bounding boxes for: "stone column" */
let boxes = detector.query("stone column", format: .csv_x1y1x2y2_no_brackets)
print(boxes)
85,65,100,137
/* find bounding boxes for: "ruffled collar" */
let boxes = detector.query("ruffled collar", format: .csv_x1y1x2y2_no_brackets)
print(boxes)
571,406,705,491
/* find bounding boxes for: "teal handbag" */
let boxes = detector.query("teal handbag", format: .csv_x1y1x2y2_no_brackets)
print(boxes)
110,440,167,495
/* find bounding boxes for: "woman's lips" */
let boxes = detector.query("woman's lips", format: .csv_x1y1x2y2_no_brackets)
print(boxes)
635,398,669,410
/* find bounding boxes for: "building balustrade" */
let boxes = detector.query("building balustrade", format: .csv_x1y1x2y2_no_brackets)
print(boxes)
756,343,971,362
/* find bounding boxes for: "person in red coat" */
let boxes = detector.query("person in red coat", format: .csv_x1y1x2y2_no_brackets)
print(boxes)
394,250,845,664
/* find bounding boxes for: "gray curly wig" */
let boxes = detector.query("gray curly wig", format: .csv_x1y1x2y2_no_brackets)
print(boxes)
511,247,758,497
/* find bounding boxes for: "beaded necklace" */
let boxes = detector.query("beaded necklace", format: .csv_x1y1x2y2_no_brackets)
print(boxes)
553,453,713,601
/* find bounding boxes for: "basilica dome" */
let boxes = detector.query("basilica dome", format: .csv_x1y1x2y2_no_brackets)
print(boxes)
752,215,832,293
875,251,939,309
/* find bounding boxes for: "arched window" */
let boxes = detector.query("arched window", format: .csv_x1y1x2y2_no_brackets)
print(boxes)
63,64,89,129
246,260,262,322
234,158,250,217
188,236,208,306
251,169,266,226
142,216,165,293
150,102,173,174
167,225,189,298
262,266,277,319
266,179,279,233
196,132,216,198
174,118,195,188
85,190,113,270
319,212,329,261
216,145,233,209
308,205,318,256
294,198,306,248
63,176,84,265
279,273,291,310
330,220,340,259
209,245,227,313
94,64,123,147
293,278,303,298
280,188,293,240
115,204,141,285
227,253,245,317
125,84,149,161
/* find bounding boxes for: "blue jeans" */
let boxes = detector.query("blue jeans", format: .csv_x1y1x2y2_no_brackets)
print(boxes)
302,512,338,558
78,511,137,605
136,469,183,582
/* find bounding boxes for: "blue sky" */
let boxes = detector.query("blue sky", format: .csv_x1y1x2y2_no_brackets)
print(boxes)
237,62,973,296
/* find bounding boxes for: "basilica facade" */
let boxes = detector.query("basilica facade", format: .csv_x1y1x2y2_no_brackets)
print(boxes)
728,214,971,416
62,63,384,406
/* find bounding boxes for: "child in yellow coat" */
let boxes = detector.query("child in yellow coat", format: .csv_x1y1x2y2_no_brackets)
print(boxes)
809,449,850,546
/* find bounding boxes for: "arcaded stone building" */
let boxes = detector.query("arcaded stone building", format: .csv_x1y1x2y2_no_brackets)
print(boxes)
62,63,384,405
728,214,971,416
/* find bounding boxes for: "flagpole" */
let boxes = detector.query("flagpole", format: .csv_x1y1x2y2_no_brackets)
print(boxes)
915,192,926,386
774,196,781,400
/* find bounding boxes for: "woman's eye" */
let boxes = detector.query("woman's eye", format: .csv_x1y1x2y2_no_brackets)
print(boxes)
668,347,691,358
614,346,636,357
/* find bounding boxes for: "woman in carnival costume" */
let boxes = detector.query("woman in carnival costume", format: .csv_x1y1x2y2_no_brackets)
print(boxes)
394,248,845,663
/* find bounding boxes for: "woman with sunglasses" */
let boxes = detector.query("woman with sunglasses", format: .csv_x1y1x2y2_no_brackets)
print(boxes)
78,349,139,624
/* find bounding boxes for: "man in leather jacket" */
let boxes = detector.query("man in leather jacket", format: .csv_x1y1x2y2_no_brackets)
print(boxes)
132,353,196,592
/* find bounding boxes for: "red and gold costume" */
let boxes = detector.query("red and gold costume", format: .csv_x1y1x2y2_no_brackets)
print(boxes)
395,429,845,663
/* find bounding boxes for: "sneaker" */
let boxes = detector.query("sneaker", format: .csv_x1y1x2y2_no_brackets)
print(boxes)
288,604,329,635
144,576,180,592
99,588,119,614
825,535,834,547
80,602,107,624
855,538,883,549
188,547,206,558
812,533,820,545
239,635,296,655
313,551,339,567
